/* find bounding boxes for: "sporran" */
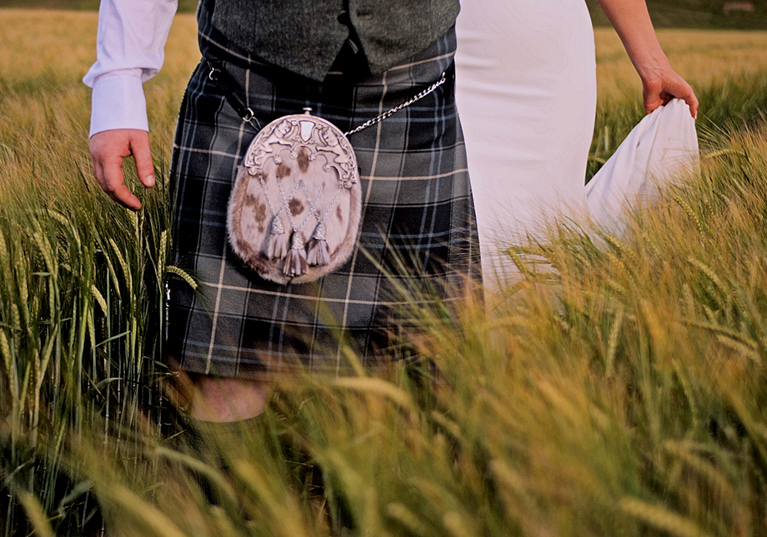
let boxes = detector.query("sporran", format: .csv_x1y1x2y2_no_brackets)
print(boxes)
214,61,447,284
227,111,361,284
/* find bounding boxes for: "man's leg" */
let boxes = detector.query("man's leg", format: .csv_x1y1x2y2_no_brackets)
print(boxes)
175,376,272,506
188,376,271,422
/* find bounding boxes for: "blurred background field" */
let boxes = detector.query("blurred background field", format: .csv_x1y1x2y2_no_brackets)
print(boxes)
587,0,767,29
2,6,767,537
2,0,767,28
0,0,199,12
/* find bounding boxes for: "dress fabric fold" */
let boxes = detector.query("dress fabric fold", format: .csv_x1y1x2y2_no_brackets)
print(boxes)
456,0,699,288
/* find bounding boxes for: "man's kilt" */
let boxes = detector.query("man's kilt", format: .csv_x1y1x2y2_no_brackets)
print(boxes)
166,1,479,379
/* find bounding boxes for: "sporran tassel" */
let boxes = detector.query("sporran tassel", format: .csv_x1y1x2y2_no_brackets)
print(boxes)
283,231,308,277
306,221,330,266
266,215,290,259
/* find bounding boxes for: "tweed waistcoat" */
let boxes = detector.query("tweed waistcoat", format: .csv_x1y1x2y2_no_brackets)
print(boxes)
208,0,461,81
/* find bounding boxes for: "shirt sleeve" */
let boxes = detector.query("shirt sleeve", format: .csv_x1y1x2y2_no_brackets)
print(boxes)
83,0,178,137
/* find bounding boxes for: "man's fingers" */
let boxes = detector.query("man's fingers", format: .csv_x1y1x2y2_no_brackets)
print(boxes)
111,183,143,210
101,156,142,210
91,159,107,192
89,129,154,210
130,131,156,188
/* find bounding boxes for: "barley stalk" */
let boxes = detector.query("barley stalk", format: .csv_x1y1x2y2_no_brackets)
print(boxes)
606,305,624,375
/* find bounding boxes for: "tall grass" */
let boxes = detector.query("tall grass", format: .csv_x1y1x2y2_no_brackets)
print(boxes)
0,9,181,535
1,9,767,536
588,28,767,179
0,89,172,537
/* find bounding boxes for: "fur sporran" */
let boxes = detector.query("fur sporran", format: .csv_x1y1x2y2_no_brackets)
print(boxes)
227,112,362,284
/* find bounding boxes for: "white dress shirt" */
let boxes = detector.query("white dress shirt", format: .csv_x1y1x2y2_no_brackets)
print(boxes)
83,0,178,137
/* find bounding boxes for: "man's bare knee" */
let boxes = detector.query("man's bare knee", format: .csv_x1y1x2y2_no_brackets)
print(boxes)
189,375,271,422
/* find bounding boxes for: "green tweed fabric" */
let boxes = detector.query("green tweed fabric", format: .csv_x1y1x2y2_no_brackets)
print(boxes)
206,0,460,81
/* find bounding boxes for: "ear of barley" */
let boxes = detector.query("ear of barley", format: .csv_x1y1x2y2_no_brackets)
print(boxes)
89,285,108,316
98,484,188,537
96,238,122,301
166,265,198,290
603,234,640,269
332,377,416,414
31,231,57,277
442,512,473,537
663,441,738,502
638,299,666,351
619,497,714,537
108,237,132,292
386,502,432,536
18,492,56,537
14,247,29,328
0,229,11,284
715,334,761,362
0,329,17,403
673,194,706,234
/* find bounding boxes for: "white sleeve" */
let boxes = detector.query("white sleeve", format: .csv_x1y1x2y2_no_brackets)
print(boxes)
83,0,178,137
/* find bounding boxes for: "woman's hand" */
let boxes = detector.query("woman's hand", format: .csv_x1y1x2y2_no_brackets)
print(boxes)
597,0,699,118
638,64,699,117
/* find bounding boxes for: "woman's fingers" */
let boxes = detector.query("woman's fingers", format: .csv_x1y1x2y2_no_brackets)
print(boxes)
673,81,699,118
642,77,667,114
642,70,699,118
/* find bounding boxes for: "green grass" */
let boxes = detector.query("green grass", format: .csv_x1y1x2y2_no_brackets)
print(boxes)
4,0,767,27
2,9,767,537
0,0,199,12
586,0,767,29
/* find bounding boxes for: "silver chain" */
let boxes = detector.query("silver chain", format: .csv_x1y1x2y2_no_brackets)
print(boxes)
210,62,447,137
343,72,447,137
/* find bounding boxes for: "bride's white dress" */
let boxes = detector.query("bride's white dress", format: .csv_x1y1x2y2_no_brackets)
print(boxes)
456,0,597,285
456,0,698,288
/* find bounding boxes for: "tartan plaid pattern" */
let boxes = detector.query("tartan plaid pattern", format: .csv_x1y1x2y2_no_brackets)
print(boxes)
167,5,479,378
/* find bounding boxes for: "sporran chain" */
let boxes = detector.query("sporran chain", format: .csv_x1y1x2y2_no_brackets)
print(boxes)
208,62,447,138
342,72,447,137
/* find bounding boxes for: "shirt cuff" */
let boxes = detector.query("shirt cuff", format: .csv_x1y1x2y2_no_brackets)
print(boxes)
89,73,149,137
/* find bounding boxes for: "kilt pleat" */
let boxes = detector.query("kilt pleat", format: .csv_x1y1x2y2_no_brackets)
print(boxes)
167,2,479,378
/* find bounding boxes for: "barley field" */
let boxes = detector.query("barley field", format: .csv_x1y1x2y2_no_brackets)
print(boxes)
2,8,767,537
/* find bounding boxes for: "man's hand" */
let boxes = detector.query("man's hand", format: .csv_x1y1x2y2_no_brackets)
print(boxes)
89,129,156,211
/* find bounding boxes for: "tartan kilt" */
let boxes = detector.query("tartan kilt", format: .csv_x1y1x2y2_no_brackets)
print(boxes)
167,4,479,379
